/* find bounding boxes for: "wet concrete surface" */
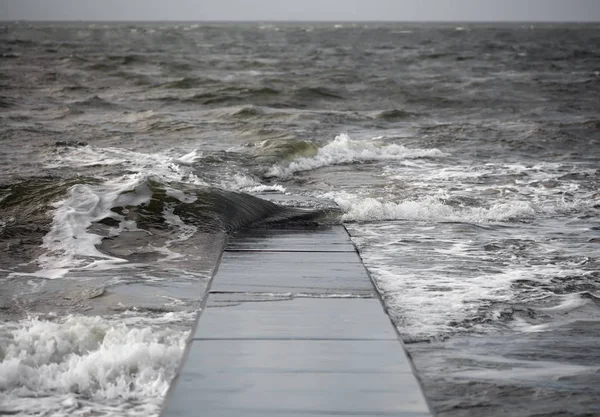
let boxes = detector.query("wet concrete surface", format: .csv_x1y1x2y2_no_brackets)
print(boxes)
211,251,375,295
0,231,224,320
161,226,431,417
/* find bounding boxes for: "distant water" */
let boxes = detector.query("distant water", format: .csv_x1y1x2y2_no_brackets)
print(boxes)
1,22,600,417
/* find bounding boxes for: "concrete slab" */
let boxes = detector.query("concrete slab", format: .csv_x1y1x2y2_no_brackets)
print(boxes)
211,251,374,295
226,226,355,252
192,297,397,340
161,223,432,417
165,339,430,417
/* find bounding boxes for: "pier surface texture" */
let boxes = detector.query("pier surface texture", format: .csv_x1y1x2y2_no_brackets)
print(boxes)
161,225,432,417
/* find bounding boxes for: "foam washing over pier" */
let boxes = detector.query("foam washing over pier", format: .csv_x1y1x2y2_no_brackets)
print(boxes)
161,221,431,416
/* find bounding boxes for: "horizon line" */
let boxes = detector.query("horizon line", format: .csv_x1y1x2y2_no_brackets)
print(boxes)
1,19,599,24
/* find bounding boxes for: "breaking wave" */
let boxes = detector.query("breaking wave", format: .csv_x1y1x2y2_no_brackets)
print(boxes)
8,174,329,279
0,312,192,417
266,133,446,178
328,191,536,223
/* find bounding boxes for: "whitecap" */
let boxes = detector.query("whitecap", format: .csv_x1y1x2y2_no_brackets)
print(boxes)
12,174,151,279
220,174,287,194
266,133,446,178
0,312,193,416
326,190,535,223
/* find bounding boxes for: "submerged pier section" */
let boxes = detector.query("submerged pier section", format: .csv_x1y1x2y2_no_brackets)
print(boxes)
161,225,431,417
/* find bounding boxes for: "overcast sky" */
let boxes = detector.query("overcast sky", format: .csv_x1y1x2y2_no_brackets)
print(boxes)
1,0,600,21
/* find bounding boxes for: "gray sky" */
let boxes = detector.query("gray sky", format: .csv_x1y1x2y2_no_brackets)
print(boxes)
1,0,600,21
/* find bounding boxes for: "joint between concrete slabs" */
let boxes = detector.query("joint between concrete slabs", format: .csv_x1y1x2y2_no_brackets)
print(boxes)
191,337,399,341
208,290,376,298
224,249,356,253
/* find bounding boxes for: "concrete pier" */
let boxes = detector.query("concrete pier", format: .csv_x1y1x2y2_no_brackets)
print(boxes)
161,225,431,417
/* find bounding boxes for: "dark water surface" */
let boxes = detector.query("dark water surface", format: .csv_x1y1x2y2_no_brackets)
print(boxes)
1,22,600,416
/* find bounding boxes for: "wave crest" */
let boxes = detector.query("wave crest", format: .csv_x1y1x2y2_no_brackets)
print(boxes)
266,133,447,178
0,312,191,416
328,191,536,223
12,174,329,279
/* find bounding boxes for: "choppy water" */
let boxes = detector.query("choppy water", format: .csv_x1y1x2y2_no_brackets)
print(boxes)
1,22,600,416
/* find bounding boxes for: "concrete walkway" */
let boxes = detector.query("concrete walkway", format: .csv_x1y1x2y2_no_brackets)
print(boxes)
161,225,431,417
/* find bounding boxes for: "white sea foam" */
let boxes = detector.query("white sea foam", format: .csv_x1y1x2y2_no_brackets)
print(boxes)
24,144,216,278
0,312,193,417
326,191,536,223
266,133,446,178
46,145,208,186
12,175,151,279
510,291,600,334
221,173,287,194
176,149,203,164
349,236,514,339
345,217,594,340
158,207,198,261
11,173,201,279
259,24,279,31
245,183,287,193
535,293,593,314
39,176,204,278
448,353,596,383
120,110,157,124
165,187,198,203
388,161,598,220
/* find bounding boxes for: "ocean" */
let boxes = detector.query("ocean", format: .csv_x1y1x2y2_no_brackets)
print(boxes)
1,21,599,416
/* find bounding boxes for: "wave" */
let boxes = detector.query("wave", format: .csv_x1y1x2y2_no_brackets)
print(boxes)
4,38,37,47
265,133,447,178
8,174,330,279
130,119,196,133
86,54,147,72
158,77,212,89
113,70,155,87
0,95,17,108
249,138,321,163
183,86,280,106
327,191,536,223
59,84,91,93
348,217,600,341
3,141,332,279
154,84,346,107
45,107,85,119
0,311,191,416
44,144,207,186
374,108,415,121
229,105,266,119
219,173,286,194
71,95,115,109
1,178,93,276
581,119,600,129
293,86,345,100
